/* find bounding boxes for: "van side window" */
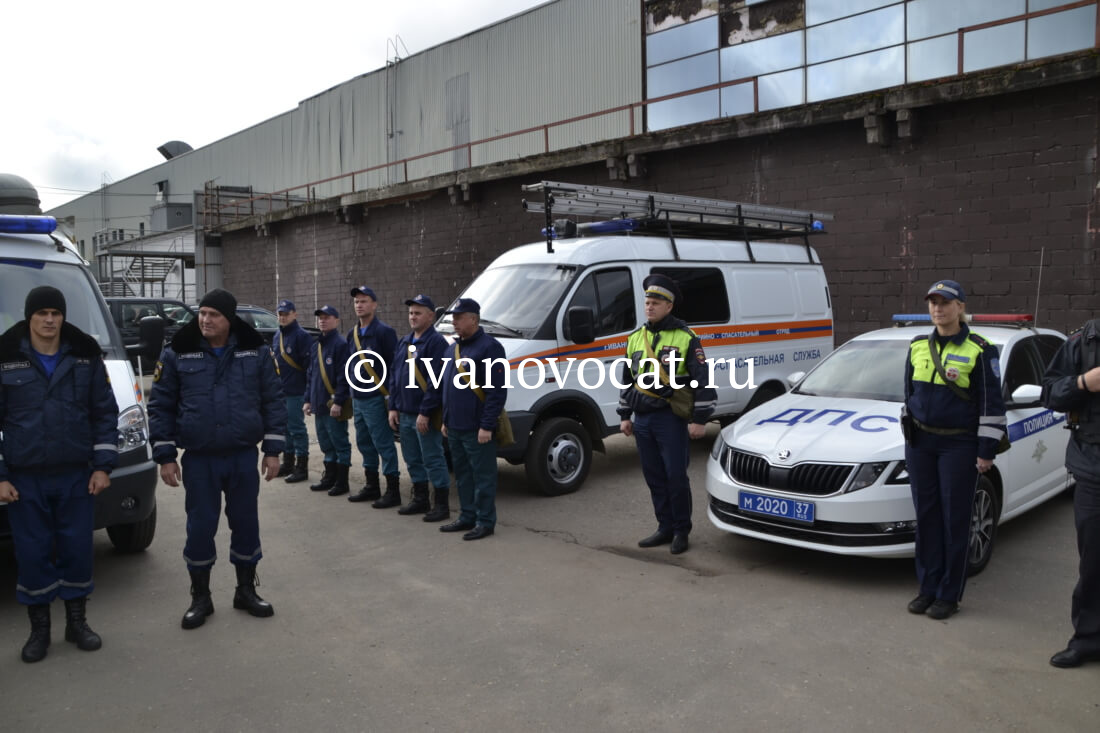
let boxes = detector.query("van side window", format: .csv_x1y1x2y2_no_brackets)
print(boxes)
566,268,635,338
650,267,729,325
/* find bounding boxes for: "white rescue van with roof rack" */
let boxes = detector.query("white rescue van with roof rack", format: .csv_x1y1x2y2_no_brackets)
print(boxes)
435,181,836,496
705,313,1073,574
0,203,159,552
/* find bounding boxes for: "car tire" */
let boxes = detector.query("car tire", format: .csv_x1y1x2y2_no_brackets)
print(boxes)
525,417,592,496
967,476,999,576
106,504,157,553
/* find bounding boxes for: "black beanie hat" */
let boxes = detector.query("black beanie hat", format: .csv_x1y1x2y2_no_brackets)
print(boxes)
25,286,67,321
199,288,237,320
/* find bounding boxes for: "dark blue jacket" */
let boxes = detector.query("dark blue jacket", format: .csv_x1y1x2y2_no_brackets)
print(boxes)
305,329,351,411
345,318,397,399
387,326,448,416
274,320,313,397
0,322,119,480
441,327,507,432
1042,322,1100,484
149,318,286,463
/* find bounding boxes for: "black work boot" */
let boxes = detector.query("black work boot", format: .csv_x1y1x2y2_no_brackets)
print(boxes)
348,469,381,503
63,597,102,651
182,568,214,630
276,453,295,478
232,564,274,618
310,461,336,492
21,604,50,663
328,464,350,496
422,486,451,522
398,481,431,515
372,474,402,509
285,455,309,483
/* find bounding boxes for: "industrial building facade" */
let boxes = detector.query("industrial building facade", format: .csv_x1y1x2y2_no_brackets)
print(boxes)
48,0,1100,343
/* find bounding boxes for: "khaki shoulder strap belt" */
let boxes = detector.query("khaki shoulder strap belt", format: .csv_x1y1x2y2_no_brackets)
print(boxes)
353,327,390,397
409,344,429,391
454,343,487,402
279,332,304,372
634,330,678,401
317,343,338,398
927,333,971,403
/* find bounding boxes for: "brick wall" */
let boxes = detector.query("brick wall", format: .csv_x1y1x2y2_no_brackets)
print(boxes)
222,80,1098,345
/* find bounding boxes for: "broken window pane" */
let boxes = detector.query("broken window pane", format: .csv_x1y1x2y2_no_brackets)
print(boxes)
647,14,719,67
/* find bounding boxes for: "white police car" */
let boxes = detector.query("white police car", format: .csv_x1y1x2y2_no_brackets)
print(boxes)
706,315,1072,574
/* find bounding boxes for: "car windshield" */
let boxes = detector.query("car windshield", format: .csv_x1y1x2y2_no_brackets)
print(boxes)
794,339,911,402
0,258,114,347
243,308,278,330
163,305,194,325
437,264,576,338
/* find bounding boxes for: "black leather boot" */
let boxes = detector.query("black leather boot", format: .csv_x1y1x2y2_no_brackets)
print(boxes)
63,597,102,651
348,469,381,502
328,464,350,496
21,604,50,663
310,461,336,492
398,481,431,515
422,486,451,522
232,564,274,618
372,474,402,509
285,455,309,483
182,568,214,630
275,453,295,477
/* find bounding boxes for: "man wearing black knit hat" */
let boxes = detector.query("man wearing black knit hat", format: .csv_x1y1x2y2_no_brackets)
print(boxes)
0,286,120,662
149,288,287,630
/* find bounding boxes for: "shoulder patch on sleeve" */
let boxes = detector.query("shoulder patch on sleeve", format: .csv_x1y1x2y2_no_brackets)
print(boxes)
153,361,163,383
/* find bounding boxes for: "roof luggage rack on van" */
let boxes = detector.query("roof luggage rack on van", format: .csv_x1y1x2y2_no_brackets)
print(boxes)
521,181,833,258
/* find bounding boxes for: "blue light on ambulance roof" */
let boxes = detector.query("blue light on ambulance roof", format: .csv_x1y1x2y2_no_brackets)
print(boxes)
812,220,824,231
0,215,58,234
540,227,561,239
584,218,637,234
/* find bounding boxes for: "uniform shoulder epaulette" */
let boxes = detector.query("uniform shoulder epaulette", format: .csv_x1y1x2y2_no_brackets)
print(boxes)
909,334,925,344
967,332,991,349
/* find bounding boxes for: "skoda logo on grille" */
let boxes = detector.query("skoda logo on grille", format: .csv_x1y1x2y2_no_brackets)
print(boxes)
777,449,791,461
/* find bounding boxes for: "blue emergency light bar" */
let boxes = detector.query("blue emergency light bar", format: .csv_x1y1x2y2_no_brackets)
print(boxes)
0,215,58,234
892,314,1034,324
541,218,638,239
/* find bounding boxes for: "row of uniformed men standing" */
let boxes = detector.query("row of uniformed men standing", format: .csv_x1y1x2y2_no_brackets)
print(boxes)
273,287,506,542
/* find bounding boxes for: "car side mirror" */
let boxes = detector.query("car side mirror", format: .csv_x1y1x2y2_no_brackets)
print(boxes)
565,306,595,345
786,371,806,388
1009,384,1042,405
137,315,166,366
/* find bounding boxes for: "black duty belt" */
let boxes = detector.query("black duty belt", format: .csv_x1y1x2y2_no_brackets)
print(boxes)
913,418,971,437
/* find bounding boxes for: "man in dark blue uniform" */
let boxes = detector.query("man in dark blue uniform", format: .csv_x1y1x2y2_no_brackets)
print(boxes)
387,294,451,520
1042,318,1100,668
439,298,506,540
0,286,118,662
149,288,286,630
345,285,402,507
618,275,716,555
303,305,353,496
274,299,313,483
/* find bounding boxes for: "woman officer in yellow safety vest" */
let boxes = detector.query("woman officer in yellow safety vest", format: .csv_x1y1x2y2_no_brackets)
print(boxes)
902,279,1006,620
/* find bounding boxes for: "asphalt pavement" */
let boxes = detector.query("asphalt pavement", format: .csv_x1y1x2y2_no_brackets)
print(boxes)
1,424,1097,732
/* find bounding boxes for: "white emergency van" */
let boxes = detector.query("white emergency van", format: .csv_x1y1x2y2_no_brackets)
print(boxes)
437,181,835,496
0,199,158,551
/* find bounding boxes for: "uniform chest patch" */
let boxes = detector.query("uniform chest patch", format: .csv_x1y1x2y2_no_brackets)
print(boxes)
235,350,258,358
326,357,333,365
179,352,204,359
944,366,960,382
2,361,31,371
76,358,91,365
945,354,971,364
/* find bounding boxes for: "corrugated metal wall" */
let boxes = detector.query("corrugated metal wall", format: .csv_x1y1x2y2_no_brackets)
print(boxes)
50,0,642,250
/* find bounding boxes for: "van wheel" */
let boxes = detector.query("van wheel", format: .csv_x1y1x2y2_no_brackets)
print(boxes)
107,505,157,553
967,476,999,576
526,417,592,496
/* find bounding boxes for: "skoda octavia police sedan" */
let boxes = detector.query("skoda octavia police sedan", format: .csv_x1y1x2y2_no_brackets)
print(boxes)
706,316,1072,575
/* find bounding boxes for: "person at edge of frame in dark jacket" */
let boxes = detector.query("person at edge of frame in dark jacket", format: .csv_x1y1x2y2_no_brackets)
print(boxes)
438,298,506,541
303,305,353,496
149,288,287,630
274,299,313,483
1041,317,1100,668
902,279,1006,621
345,285,401,508
387,293,452,521
617,274,717,556
0,286,118,663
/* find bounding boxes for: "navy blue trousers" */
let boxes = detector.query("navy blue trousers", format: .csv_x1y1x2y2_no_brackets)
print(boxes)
180,448,262,571
7,469,95,605
633,409,693,535
905,431,978,603
1068,477,1100,653
448,428,497,529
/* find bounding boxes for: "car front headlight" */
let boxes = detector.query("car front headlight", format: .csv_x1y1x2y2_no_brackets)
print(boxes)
710,434,726,460
118,405,149,452
846,461,889,493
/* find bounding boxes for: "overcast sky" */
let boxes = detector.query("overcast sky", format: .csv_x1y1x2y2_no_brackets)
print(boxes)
1,0,549,211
